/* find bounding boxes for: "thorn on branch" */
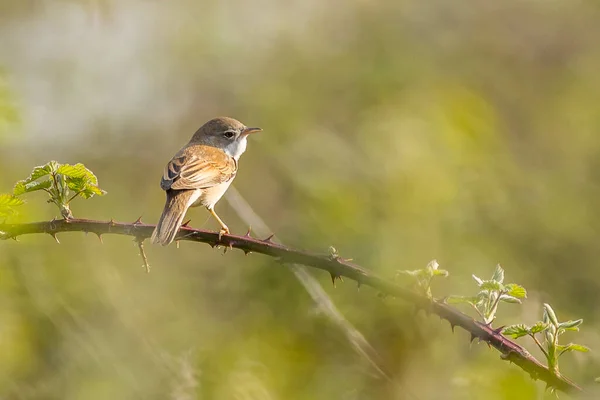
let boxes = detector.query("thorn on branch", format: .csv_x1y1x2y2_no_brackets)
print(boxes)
492,326,505,335
330,272,336,287
244,226,252,237
50,233,60,244
95,233,103,244
181,220,191,228
222,242,233,254
133,216,143,225
470,333,478,344
329,272,343,287
263,233,275,243
135,238,150,273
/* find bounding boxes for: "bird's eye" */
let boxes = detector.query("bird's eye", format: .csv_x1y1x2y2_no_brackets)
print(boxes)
223,131,235,139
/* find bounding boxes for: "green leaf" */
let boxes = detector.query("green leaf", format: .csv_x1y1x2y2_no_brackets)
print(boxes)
504,283,527,299
568,343,590,352
12,161,61,195
60,163,106,200
57,163,97,182
558,343,590,354
27,165,53,181
13,179,52,196
432,269,449,277
479,280,504,292
79,186,107,199
472,274,483,285
0,193,24,217
491,264,505,284
446,296,478,306
503,324,530,339
499,294,522,304
530,322,550,334
543,303,559,326
0,193,25,207
559,319,583,331
545,325,556,344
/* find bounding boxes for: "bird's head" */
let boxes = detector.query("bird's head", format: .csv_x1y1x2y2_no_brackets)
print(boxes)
190,117,262,159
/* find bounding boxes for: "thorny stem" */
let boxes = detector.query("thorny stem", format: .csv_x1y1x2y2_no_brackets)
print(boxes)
0,218,583,394
136,239,151,273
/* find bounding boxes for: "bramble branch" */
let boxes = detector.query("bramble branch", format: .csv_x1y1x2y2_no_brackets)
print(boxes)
0,218,582,394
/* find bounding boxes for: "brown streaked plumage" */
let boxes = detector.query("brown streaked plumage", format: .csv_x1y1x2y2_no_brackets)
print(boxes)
151,117,262,245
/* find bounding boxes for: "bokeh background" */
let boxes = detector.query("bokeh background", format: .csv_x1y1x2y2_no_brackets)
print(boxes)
1,1,600,399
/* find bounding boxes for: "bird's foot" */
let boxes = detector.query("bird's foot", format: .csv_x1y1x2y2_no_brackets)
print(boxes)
218,226,230,241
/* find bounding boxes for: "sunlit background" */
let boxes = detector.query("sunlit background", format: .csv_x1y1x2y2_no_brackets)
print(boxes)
1,1,600,399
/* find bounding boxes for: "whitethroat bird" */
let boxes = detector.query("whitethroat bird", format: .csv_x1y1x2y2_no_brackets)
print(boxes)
151,117,262,245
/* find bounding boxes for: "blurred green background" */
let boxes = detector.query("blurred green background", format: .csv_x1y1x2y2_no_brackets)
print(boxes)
1,0,600,398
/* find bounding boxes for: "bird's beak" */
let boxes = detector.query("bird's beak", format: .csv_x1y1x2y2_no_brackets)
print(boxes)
242,127,262,136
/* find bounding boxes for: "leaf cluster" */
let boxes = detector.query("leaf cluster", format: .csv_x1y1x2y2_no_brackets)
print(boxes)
503,303,589,380
397,259,448,298
2,160,106,220
447,264,526,325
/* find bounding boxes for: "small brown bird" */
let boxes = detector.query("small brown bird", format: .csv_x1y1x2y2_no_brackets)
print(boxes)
151,117,262,245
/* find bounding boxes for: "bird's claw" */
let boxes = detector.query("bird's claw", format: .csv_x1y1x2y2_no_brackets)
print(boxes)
218,226,230,241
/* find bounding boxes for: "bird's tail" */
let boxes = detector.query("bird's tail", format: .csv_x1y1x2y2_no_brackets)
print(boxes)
151,190,196,246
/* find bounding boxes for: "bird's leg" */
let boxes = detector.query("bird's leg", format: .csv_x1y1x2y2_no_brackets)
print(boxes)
208,207,230,240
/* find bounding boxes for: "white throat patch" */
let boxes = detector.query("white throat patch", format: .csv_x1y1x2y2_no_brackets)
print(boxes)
223,136,248,160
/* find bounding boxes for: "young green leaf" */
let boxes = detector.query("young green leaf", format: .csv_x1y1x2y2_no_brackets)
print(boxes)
0,193,24,218
56,163,96,180
499,294,522,304
432,269,449,277
491,264,505,284
472,275,483,285
559,319,583,331
13,179,52,195
543,303,559,326
24,163,54,182
503,324,530,339
504,283,527,299
479,280,504,292
11,160,106,218
566,343,590,353
530,321,550,334
545,324,556,344
558,343,590,355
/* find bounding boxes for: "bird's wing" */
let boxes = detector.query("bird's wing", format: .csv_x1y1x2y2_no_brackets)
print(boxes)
160,145,237,191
